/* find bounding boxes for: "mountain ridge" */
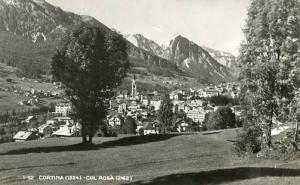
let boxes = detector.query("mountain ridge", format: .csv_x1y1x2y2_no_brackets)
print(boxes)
125,34,237,83
0,0,237,84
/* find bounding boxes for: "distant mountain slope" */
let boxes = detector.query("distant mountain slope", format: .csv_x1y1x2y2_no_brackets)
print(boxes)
0,0,190,81
125,34,236,83
0,30,55,78
0,0,110,42
124,34,170,60
202,46,240,76
168,35,235,83
0,0,236,84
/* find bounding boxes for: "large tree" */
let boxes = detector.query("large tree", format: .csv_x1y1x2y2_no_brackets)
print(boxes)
158,94,173,133
52,23,129,144
239,0,300,148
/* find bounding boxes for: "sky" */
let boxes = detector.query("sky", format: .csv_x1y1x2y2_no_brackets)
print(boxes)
47,0,251,56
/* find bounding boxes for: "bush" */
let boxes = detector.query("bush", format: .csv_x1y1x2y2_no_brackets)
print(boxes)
206,106,236,130
234,126,262,155
138,128,144,136
199,124,207,132
120,116,137,134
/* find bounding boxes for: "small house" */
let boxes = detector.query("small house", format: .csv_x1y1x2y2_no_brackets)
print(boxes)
108,116,122,127
38,124,54,138
52,120,79,137
13,131,38,142
143,122,159,135
23,116,38,127
173,119,189,132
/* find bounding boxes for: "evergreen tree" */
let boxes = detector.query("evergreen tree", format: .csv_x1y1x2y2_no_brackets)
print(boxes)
122,116,137,134
158,94,173,133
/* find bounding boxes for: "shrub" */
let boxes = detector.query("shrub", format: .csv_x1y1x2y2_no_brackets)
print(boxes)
121,116,137,134
206,106,236,130
234,126,262,155
138,128,144,136
199,124,207,132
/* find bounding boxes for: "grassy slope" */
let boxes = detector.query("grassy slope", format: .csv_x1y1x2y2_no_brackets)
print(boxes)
0,62,65,113
0,129,299,185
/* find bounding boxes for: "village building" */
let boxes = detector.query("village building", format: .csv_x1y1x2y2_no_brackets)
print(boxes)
231,105,242,117
143,122,159,135
13,131,39,142
136,120,144,134
55,103,72,116
140,95,149,106
173,119,189,133
118,102,127,114
202,89,219,98
22,116,38,126
52,120,80,137
108,116,122,127
38,124,55,138
150,100,161,111
186,109,208,124
190,100,206,107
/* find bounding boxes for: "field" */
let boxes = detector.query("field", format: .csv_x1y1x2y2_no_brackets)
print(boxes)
0,129,299,185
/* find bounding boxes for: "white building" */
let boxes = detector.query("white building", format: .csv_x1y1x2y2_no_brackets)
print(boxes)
190,100,206,107
13,131,38,142
202,89,219,98
52,120,79,137
186,109,207,124
118,103,127,114
108,116,121,127
150,100,161,111
55,103,72,116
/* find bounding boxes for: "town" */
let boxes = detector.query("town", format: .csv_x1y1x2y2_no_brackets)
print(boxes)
0,78,241,142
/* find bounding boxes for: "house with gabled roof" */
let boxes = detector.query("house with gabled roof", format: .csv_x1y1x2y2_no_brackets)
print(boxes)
13,131,38,142
52,120,80,137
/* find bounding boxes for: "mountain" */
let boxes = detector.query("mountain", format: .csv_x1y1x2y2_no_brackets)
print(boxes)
0,0,235,85
0,0,189,81
201,46,240,76
168,35,235,83
0,30,55,78
124,34,170,60
125,34,236,83
0,0,110,43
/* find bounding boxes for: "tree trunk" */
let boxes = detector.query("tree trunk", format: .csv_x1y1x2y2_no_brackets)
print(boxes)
294,119,298,143
292,119,299,150
81,126,88,144
265,120,272,147
88,134,93,144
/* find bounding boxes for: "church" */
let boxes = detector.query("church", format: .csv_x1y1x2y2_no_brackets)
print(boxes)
130,76,138,100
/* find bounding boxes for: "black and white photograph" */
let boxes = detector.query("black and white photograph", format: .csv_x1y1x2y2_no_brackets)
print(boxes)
0,0,300,184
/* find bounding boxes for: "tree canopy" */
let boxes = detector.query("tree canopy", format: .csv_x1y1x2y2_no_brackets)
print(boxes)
239,0,300,148
206,106,236,130
51,23,129,143
121,116,137,134
158,94,173,133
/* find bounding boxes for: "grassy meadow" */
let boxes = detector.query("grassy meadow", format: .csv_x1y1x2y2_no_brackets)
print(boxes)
0,129,299,185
